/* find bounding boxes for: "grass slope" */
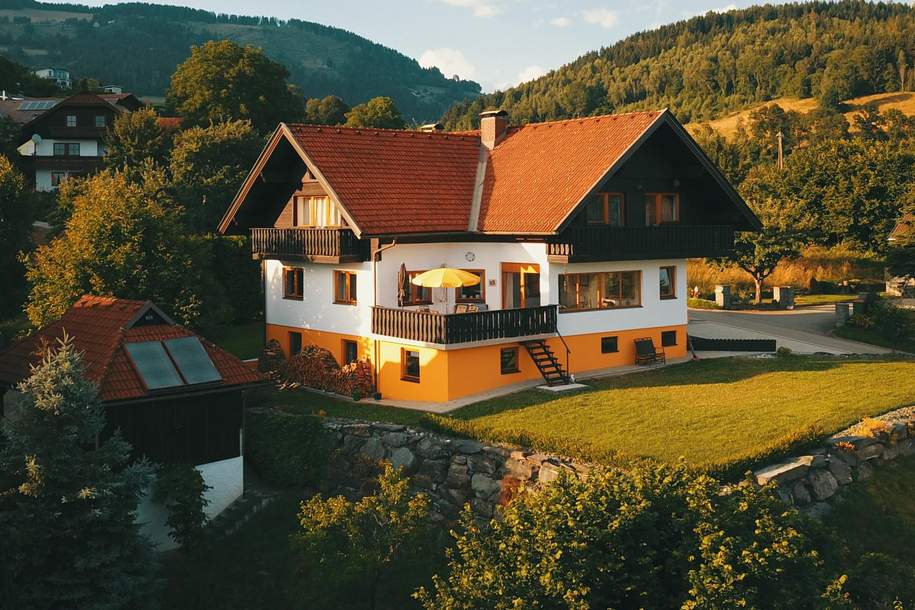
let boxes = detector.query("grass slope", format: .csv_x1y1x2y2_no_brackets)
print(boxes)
266,356,915,477
692,92,915,139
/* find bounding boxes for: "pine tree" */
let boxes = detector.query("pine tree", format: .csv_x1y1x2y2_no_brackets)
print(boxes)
0,336,157,610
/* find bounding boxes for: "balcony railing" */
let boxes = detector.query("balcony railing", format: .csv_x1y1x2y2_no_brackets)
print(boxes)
250,227,365,261
547,225,736,261
371,305,558,345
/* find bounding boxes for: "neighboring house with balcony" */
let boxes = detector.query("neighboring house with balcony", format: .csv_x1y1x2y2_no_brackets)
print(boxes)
13,92,141,191
32,67,72,89
219,109,761,403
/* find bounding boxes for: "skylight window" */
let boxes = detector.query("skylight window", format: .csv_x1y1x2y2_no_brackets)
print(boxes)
125,337,221,391
125,341,184,390
163,337,222,385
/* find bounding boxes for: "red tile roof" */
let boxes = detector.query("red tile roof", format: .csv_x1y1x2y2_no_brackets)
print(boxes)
479,111,664,233
0,295,263,402
890,213,913,242
286,125,481,234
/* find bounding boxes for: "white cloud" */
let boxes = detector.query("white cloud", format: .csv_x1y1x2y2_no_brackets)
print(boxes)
582,7,619,29
440,0,501,17
715,3,738,12
549,16,573,27
516,65,548,84
419,48,477,80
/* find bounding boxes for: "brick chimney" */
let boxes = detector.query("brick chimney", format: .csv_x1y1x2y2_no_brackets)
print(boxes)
480,109,508,149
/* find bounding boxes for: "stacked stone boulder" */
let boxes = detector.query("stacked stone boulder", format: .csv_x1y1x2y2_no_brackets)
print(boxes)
753,408,915,516
322,419,588,521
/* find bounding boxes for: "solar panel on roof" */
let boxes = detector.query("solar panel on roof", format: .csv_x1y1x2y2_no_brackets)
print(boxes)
17,100,57,111
125,341,184,390
163,337,222,385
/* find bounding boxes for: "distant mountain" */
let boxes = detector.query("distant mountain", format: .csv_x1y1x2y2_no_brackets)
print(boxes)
0,1,481,122
441,1,915,128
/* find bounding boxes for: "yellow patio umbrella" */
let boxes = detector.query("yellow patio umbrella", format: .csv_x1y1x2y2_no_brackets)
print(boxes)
410,267,481,289
410,267,481,313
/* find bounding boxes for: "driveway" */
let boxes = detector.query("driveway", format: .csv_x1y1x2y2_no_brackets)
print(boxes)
688,305,893,355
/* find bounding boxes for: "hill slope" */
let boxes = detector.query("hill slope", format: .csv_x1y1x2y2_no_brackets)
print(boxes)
0,1,481,121
441,1,915,128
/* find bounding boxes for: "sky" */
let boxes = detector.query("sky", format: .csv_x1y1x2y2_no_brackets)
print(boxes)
43,0,790,92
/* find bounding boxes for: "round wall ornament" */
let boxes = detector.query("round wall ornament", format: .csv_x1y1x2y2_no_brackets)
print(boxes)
465,251,476,262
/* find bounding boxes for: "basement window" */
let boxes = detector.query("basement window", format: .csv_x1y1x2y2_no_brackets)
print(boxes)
500,347,520,375
401,349,420,383
601,336,618,354
288,331,303,356
661,330,677,347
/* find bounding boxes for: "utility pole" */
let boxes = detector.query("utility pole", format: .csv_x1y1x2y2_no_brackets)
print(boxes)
776,131,784,170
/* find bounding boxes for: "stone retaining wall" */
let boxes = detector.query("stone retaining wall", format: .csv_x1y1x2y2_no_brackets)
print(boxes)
322,419,589,521
752,406,915,517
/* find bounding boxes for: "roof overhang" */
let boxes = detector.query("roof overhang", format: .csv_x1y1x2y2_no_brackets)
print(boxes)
217,123,364,238
553,110,762,234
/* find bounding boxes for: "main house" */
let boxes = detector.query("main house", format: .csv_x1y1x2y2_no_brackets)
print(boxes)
219,109,761,403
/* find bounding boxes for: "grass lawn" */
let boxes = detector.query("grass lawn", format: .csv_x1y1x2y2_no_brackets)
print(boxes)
794,294,857,306
162,492,446,610
208,320,264,360
261,356,915,477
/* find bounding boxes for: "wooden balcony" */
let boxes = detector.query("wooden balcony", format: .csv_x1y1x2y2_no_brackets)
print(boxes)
547,225,736,262
250,227,367,263
371,305,558,345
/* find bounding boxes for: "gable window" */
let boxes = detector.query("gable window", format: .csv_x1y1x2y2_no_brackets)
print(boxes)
645,193,679,226
66,114,76,127
455,270,485,303
405,271,433,305
500,347,520,374
586,192,625,226
661,330,677,347
334,270,357,304
283,267,303,300
601,336,618,353
401,349,420,382
288,331,303,356
95,115,106,127
559,271,641,311
342,339,358,365
294,195,342,228
659,266,676,300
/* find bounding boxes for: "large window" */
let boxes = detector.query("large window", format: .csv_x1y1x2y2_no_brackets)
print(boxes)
293,195,343,228
53,142,80,157
586,192,625,226
645,193,679,225
334,270,357,304
283,267,303,300
405,271,432,305
559,271,641,312
659,266,676,299
455,270,485,303
401,349,420,382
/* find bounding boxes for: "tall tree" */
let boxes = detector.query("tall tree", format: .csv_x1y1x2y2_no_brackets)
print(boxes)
104,107,172,174
899,49,909,93
304,95,350,126
0,155,33,318
345,97,406,129
167,40,303,133
0,337,156,610
169,120,263,232
23,167,208,327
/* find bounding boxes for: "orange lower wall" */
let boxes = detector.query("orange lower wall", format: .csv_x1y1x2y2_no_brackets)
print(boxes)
266,323,688,403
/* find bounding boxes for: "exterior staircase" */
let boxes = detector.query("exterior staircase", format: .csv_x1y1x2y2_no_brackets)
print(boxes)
522,339,571,387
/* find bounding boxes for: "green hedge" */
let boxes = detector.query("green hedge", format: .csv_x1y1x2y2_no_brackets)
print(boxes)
246,410,331,487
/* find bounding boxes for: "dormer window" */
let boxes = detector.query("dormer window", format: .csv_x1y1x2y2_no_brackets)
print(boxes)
293,195,343,228
66,114,76,127
586,192,624,226
645,193,679,225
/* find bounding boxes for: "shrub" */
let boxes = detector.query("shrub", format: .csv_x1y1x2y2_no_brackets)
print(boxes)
152,463,211,549
245,410,331,487
688,297,720,310
416,461,831,610
777,346,794,357
869,299,915,350
843,553,915,609
857,417,891,439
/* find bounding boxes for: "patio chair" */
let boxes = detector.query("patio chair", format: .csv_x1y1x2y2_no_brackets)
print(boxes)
634,337,666,366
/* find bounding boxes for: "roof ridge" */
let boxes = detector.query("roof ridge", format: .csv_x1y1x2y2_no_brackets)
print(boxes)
287,123,473,139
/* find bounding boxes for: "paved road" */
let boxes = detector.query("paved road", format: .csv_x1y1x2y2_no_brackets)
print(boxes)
688,305,893,355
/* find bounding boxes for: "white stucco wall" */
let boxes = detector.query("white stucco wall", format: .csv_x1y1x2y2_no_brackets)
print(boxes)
265,259,373,336
136,456,244,552
19,138,101,157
